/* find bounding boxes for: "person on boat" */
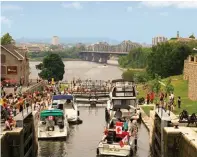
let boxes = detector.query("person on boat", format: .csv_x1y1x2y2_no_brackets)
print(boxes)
123,118,129,131
115,108,122,119
46,116,55,130
66,99,74,109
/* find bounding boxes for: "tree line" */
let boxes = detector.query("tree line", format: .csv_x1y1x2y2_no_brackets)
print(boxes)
121,40,197,82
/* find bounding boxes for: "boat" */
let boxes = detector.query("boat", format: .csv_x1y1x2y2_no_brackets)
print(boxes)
38,108,69,140
107,79,141,122
97,118,138,157
52,94,81,124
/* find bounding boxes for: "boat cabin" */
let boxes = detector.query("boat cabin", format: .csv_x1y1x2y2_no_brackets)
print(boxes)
52,94,76,110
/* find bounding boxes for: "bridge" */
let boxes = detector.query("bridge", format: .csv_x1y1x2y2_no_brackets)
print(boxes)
79,51,129,63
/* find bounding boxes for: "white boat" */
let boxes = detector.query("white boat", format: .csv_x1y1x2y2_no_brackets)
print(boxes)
97,119,138,157
38,108,69,140
107,79,141,121
52,94,81,123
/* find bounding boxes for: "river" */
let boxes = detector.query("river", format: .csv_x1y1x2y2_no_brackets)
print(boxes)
29,61,150,157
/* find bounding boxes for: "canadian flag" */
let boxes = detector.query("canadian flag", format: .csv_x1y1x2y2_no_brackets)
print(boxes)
116,122,123,134
119,135,129,148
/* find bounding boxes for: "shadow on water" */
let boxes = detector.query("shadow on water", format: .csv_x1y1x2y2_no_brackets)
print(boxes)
38,107,150,157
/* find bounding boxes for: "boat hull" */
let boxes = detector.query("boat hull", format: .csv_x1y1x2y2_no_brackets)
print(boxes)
38,126,68,140
98,142,133,156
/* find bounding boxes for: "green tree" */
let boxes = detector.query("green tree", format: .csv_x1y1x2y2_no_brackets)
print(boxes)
121,69,134,81
37,53,65,81
1,33,14,45
149,74,161,95
165,78,174,94
189,34,195,39
147,41,196,78
118,47,152,69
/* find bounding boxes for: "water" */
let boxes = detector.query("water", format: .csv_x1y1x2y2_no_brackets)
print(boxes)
29,60,121,81
30,61,150,157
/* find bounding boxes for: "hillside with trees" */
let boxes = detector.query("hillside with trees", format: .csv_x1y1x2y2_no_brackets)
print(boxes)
121,40,197,81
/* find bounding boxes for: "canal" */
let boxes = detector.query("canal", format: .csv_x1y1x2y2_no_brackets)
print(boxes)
30,61,150,157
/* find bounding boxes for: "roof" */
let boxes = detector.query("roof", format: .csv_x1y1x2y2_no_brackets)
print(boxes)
1,45,25,60
52,94,73,100
40,109,63,117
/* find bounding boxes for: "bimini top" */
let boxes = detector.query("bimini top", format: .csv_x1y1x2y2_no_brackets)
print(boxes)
40,109,64,117
52,94,73,100
111,79,134,83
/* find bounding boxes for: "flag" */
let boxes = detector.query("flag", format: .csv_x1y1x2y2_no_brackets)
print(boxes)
116,122,123,134
119,135,129,148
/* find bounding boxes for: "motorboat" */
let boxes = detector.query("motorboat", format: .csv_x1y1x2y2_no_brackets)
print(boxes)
107,79,141,122
52,94,81,124
38,108,69,140
97,119,138,157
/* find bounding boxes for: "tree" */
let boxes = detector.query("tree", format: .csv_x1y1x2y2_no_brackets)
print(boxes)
189,34,195,39
147,41,196,78
165,78,174,94
1,33,14,45
121,69,134,81
36,53,65,81
149,74,161,95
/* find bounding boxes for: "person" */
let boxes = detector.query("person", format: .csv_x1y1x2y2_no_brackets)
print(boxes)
177,96,181,109
114,108,122,119
4,118,12,130
146,93,150,104
123,118,128,131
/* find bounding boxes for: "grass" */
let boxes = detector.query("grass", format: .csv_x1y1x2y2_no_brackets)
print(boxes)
137,75,197,115
141,106,154,117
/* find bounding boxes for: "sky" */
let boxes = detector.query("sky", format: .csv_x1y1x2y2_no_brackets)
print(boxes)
1,1,197,44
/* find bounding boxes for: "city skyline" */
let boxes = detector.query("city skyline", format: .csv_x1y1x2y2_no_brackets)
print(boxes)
1,1,197,44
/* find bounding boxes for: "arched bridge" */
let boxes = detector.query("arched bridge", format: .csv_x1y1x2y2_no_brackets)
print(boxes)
78,51,129,63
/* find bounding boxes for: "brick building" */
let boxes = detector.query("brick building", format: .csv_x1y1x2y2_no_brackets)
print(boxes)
1,44,30,85
183,54,197,101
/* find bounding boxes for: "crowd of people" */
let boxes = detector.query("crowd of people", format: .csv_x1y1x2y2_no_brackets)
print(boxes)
0,85,57,131
146,90,181,111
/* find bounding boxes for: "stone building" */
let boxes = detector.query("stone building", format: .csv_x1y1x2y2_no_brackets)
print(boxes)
183,54,197,101
1,44,30,85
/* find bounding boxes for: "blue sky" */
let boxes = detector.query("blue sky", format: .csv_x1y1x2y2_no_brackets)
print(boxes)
1,1,197,44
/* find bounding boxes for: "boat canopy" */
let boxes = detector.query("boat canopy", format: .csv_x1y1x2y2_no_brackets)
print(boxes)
40,109,64,117
52,94,73,100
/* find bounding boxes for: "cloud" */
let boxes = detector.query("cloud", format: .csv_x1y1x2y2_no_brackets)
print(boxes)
62,2,83,10
127,6,133,12
1,4,23,12
139,1,197,9
159,12,168,16
1,16,12,28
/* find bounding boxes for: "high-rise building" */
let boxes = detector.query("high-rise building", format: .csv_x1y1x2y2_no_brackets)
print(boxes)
52,36,59,45
152,36,168,46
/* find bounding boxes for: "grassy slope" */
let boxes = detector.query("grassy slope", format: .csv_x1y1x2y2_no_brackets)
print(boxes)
137,75,197,115
141,106,154,117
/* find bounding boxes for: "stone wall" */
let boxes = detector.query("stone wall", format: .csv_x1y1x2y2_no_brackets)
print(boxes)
183,55,197,101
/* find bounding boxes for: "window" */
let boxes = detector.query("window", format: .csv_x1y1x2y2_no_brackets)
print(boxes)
1,66,6,74
1,54,6,63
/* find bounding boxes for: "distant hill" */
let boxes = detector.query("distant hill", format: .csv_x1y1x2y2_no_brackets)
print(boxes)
15,37,121,45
